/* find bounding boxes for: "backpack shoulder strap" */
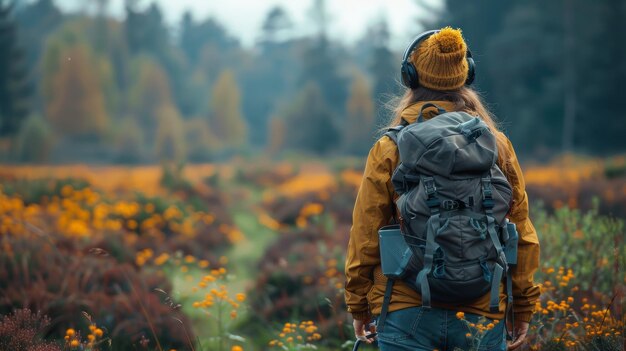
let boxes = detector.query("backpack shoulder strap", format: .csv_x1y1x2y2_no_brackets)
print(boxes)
384,120,409,145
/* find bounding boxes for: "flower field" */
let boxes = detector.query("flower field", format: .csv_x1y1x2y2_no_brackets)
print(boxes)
0,157,624,350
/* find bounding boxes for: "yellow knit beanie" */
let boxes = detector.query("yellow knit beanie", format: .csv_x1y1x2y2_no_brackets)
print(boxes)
410,27,469,91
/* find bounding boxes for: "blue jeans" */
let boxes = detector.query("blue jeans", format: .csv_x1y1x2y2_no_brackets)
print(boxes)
377,307,506,351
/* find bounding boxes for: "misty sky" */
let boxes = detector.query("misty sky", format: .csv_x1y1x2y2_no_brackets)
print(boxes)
54,0,441,49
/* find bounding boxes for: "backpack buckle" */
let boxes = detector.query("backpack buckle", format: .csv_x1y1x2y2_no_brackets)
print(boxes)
423,177,437,195
442,199,460,210
481,177,493,198
481,177,494,209
423,176,440,213
482,198,495,209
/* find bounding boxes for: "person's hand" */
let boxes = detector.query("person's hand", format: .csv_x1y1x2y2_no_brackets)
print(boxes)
353,317,376,343
506,321,529,350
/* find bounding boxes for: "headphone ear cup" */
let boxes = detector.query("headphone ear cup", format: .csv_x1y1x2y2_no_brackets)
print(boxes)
401,61,419,89
465,56,475,86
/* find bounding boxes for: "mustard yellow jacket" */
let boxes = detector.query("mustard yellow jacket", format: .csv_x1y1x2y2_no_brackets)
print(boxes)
344,101,541,323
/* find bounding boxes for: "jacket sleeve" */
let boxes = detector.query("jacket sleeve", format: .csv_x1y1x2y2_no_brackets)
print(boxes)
501,137,541,323
344,137,397,321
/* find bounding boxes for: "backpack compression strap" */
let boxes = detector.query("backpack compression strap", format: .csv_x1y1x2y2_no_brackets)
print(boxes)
415,176,449,309
376,278,394,333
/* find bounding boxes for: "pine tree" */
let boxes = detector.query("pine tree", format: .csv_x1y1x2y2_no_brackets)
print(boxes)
367,18,397,127
435,0,515,95
300,0,348,116
483,0,626,154
209,70,247,149
239,6,296,148
179,11,237,65
124,2,168,56
485,3,564,154
0,1,30,137
260,6,292,44
283,82,339,155
345,72,375,155
571,0,626,153
14,0,63,69
126,2,188,118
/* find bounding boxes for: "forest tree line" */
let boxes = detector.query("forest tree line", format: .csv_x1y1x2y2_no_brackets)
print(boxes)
0,0,624,163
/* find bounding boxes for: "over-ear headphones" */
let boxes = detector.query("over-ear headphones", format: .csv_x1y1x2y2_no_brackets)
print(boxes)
400,29,475,89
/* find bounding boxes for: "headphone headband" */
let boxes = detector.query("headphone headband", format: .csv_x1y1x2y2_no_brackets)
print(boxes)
400,29,475,89
401,29,440,64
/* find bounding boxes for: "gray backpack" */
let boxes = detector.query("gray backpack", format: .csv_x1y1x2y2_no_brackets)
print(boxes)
377,103,518,329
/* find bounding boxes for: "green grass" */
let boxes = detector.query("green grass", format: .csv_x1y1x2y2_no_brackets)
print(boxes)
166,179,280,350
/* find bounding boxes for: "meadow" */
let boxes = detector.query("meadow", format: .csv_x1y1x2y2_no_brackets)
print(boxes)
0,155,624,351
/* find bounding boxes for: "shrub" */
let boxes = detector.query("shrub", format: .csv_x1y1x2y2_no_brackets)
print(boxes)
0,177,89,205
0,309,61,351
533,202,625,294
113,117,145,163
0,177,235,264
604,156,626,179
0,176,240,349
15,114,55,163
0,231,194,349
528,204,625,350
250,224,351,344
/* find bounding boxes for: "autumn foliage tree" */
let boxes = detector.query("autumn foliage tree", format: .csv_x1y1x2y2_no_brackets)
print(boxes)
185,118,217,162
126,55,186,161
155,104,186,161
344,71,375,155
129,56,173,129
266,115,286,155
45,45,108,139
209,70,247,149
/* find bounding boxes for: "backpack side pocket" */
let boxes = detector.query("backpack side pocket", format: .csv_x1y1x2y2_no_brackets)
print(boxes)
379,225,413,279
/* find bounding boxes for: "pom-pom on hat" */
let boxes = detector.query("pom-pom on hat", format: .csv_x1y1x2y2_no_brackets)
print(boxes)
410,27,469,91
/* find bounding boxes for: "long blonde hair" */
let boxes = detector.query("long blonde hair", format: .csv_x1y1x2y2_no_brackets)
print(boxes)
386,86,512,174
